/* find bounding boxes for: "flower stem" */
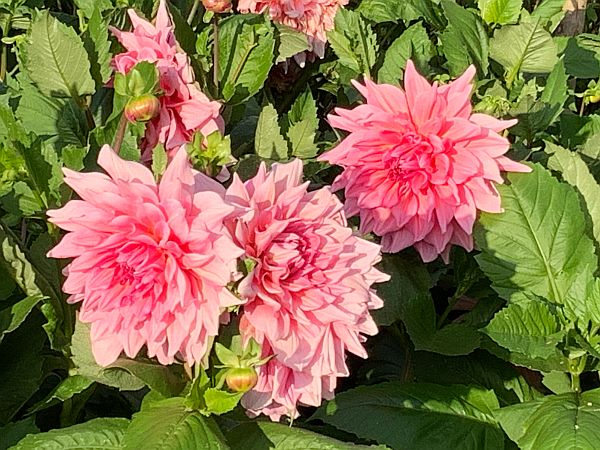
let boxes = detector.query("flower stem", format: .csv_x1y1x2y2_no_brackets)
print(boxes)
112,114,128,154
0,43,7,82
187,0,201,25
213,16,219,92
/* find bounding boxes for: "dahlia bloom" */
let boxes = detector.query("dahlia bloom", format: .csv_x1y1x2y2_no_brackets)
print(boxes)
47,145,243,366
320,61,530,263
225,160,388,420
237,0,348,62
111,0,223,157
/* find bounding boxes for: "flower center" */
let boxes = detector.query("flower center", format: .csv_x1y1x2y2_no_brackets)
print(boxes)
383,132,453,191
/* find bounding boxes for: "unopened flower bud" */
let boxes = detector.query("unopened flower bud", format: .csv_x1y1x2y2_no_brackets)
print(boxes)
202,0,232,13
225,367,258,393
124,94,161,123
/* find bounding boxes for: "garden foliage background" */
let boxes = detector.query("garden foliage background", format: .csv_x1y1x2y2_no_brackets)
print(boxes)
1,0,600,448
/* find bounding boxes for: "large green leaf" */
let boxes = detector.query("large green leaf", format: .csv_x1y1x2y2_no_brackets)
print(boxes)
356,0,419,23
226,422,382,450
328,8,378,76
378,22,434,84
490,19,558,82
546,142,600,246
478,0,522,25
286,90,318,159
26,12,95,98
0,417,39,450
0,294,44,343
475,164,597,308
313,382,504,450
483,300,564,359
254,103,288,160
218,14,275,104
0,312,46,425
440,0,489,76
274,24,309,64
495,389,600,449
122,397,229,450
83,7,113,86
10,418,129,450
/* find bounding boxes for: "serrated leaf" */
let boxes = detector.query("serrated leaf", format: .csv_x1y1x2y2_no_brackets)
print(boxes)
26,12,95,98
275,24,309,63
10,418,129,450
72,0,112,18
441,0,489,76
122,397,229,450
483,300,564,359
478,0,522,25
378,22,434,84
218,14,275,104
227,422,382,450
328,9,378,76
495,389,600,449
546,142,600,246
357,0,419,23
0,294,44,343
286,90,318,159
313,382,504,450
490,19,558,81
84,7,113,86
255,103,288,160
475,164,597,310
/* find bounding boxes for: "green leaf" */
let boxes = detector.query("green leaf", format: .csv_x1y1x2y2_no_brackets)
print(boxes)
475,164,597,308
255,103,288,160
70,319,145,392
10,418,129,450
0,312,46,425
203,388,243,415
226,422,381,450
218,14,275,104
108,358,187,398
28,375,93,413
378,22,434,85
0,294,44,343
16,84,87,147
122,397,229,450
26,11,95,98
483,300,564,359
478,0,522,25
0,417,39,450
546,142,600,246
413,350,543,406
313,382,504,450
495,389,600,449
286,90,318,159
72,0,112,18
275,24,309,64
372,254,432,327
328,9,378,76
84,6,113,86
563,35,600,79
357,0,419,23
151,144,168,181
490,19,558,82
440,0,489,76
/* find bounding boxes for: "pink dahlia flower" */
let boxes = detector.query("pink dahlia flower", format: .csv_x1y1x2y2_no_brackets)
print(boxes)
237,0,348,62
319,61,531,263
47,145,243,366
111,0,224,157
225,159,388,420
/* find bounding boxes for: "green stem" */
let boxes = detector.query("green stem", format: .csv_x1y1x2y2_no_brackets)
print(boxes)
580,98,587,117
438,294,461,328
571,371,581,393
112,114,128,155
0,42,7,82
187,0,201,25
213,16,219,92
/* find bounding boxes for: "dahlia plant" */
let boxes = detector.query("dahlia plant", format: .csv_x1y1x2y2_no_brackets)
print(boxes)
2,0,600,449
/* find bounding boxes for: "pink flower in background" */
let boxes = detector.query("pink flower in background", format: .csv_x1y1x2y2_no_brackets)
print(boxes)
47,145,243,366
111,0,223,157
237,0,348,63
225,160,388,420
320,61,530,263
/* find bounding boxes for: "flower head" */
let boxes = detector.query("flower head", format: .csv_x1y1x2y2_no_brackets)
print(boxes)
47,145,243,366
111,0,223,157
320,61,530,262
237,0,348,62
225,160,388,420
